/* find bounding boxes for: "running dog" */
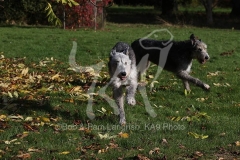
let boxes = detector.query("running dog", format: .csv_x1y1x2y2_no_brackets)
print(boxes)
108,42,138,125
131,34,210,91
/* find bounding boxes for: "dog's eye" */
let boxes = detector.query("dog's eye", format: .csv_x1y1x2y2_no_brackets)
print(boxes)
113,61,119,66
198,48,202,51
125,62,128,65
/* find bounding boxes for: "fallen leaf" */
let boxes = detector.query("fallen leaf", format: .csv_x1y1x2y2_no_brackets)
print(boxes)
51,73,60,80
188,132,208,139
59,151,70,155
213,83,231,87
235,141,240,146
98,148,108,154
5,138,18,144
0,115,7,120
149,147,160,155
109,142,118,149
148,75,154,79
196,97,208,102
179,144,186,149
28,148,42,153
195,151,203,157
220,50,234,56
16,153,31,159
118,132,129,138
184,89,191,96
21,67,29,76
8,91,13,98
162,139,168,145
8,115,24,120
98,133,117,139
150,81,159,91
207,71,220,77
63,98,74,103
17,132,29,139
41,117,50,123
13,91,19,98
24,117,33,122
70,86,82,92
18,63,25,68
213,83,222,87
219,133,226,137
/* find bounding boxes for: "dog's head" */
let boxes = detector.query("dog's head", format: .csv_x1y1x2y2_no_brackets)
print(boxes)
109,49,131,81
190,34,210,64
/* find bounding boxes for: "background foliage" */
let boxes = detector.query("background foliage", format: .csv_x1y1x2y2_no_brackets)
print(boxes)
1,0,112,28
56,0,112,28
2,0,48,25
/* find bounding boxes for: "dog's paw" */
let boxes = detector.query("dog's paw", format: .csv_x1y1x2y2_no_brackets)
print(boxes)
119,119,126,126
127,97,136,106
203,84,210,90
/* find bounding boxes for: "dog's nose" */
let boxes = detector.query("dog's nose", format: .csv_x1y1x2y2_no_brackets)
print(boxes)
205,56,209,60
121,72,126,76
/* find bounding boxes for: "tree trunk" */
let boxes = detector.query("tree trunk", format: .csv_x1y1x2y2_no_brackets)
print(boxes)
161,0,178,15
201,0,214,25
206,0,213,25
231,0,240,16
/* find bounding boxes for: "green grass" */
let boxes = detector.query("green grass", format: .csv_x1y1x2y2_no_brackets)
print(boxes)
0,23,240,159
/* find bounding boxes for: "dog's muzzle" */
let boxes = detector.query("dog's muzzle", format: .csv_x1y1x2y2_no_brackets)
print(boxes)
118,72,127,81
198,55,210,64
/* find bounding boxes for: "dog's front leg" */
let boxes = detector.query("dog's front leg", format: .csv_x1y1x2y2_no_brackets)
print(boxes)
113,86,126,125
182,80,191,91
177,71,210,90
126,82,137,106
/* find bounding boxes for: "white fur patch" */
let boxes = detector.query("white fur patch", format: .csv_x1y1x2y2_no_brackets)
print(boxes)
186,62,192,73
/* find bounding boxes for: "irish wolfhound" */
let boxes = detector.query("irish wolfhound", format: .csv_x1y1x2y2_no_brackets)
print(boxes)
108,42,138,125
131,34,210,91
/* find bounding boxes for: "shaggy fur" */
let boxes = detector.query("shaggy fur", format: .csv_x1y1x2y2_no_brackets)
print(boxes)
131,34,210,91
108,42,138,125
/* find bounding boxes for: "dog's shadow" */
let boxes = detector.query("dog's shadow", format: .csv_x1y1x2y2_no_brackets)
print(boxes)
0,97,86,122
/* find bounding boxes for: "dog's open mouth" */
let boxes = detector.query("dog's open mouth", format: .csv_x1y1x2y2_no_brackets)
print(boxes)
118,76,127,81
198,59,206,64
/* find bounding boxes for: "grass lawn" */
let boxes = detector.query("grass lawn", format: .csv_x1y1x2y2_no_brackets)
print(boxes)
0,21,240,159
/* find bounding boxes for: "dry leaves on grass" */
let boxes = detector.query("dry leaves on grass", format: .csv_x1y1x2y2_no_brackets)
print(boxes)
207,71,220,77
171,111,210,122
98,132,129,139
0,55,107,105
196,97,208,102
213,83,231,87
0,113,60,133
220,50,234,56
149,147,160,155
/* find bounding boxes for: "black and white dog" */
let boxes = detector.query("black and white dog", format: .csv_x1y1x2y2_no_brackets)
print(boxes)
131,34,210,91
108,42,138,125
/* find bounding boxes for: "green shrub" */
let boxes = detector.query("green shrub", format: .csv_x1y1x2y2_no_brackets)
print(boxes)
3,0,48,25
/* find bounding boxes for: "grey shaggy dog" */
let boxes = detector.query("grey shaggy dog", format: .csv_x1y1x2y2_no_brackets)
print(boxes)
108,42,138,125
131,34,210,91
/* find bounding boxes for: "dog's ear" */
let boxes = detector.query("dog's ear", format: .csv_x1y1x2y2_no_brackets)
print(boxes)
123,49,129,55
190,34,196,45
110,49,117,57
190,34,195,40
123,47,129,55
